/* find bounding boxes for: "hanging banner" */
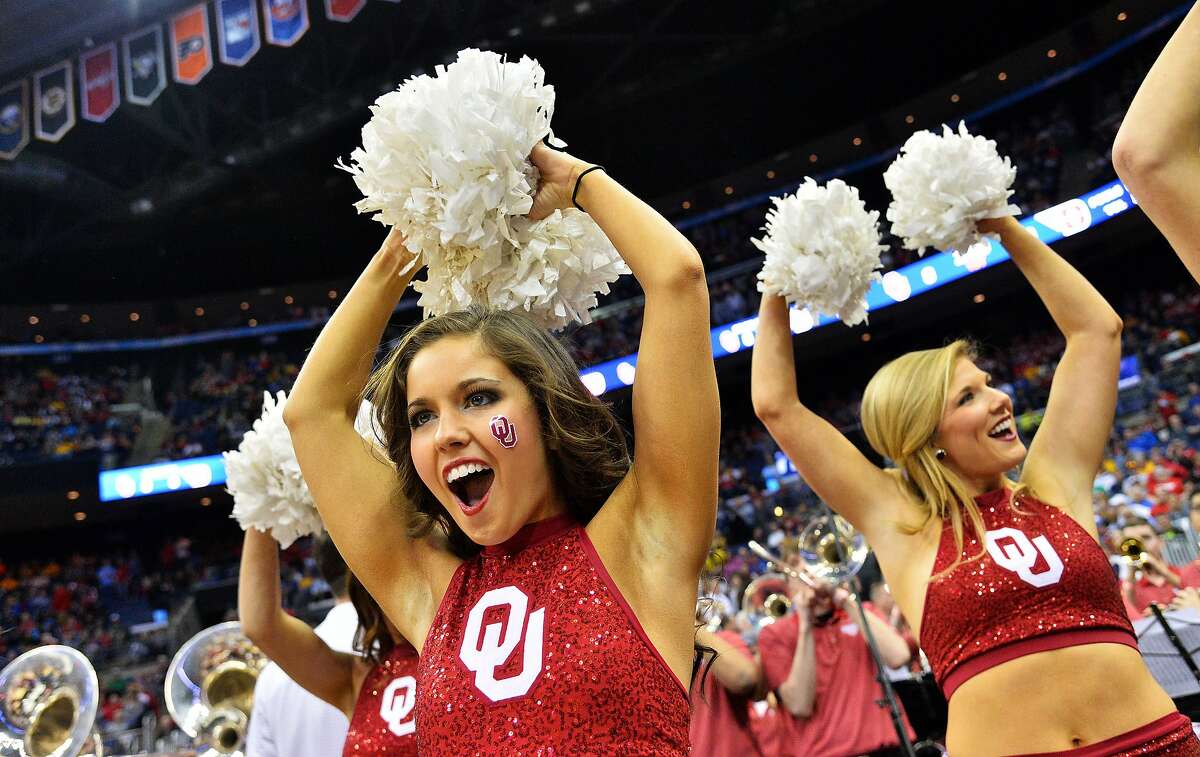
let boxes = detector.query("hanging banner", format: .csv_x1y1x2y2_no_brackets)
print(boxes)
171,4,214,84
123,25,167,106
325,0,366,22
0,80,30,160
80,43,120,123
216,0,261,66
33,61,74,142
262,0,309,47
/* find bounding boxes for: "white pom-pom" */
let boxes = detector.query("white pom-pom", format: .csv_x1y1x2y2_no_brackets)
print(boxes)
354,399,386,449
224,391,321,549
752,178,885,326
339,48,626,329
883,121,1020,255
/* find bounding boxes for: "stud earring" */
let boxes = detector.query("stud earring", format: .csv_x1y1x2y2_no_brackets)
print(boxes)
935,448,947,461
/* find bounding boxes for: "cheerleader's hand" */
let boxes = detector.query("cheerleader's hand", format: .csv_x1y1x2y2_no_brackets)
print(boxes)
379,227,421,271
528,141,593,221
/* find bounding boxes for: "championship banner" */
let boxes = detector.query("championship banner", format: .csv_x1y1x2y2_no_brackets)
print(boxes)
325,0,366,22
216,0,261,66
0,81,30,160
262,0,309,47
171,4,214,84
33,61,74,142
123,25,167,106
80,43,120,123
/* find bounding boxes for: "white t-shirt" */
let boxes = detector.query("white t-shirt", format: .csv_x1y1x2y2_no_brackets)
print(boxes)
245,602,360,757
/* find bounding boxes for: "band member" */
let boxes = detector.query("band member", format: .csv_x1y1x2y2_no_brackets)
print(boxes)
757,568,914,756
751,215,1200,753
691,618,765,757
239,529,418,755
1113,2,1200,283
284,142,717,752
1121,517,1200,615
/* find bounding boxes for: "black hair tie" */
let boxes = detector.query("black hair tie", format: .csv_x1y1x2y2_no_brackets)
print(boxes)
572,165,605,214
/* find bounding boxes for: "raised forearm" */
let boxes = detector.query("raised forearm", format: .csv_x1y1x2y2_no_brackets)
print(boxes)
989,217,1121,339
751,294,800,419
777,623,817,718
237,529,287,645
572,168,705,295
847,602,912,669
1114,4,1200,169
286,232,419,424
695,628,761,697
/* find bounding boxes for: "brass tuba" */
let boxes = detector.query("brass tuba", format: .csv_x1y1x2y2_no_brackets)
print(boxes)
164,622,267,757
741,573,792,628
0,645,103,757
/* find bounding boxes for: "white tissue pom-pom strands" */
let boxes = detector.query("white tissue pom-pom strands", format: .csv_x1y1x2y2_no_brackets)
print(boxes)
752,178,886,327
883,121,1021,255
339,48,627,330
224,391,322,549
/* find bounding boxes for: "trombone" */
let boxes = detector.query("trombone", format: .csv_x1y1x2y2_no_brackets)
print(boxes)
750,513,916,757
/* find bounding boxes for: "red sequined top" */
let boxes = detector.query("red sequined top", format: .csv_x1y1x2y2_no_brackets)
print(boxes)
417,514,690,756
921,488,1138,700
343,643,419,756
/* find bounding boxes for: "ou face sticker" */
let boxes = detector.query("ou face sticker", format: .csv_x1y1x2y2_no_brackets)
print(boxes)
490,415,517,449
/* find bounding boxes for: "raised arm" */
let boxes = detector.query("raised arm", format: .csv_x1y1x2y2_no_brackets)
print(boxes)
1112,3,1200,280
983,216,1123,528
282,230,459,646
536,142,718,574
774,616,817,718
694,628,762,698
835,590,911,669
238,529,356,716
750,293,901,536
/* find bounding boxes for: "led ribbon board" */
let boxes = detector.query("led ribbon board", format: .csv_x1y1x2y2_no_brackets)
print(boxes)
579,179,1137,396
99,454,225,502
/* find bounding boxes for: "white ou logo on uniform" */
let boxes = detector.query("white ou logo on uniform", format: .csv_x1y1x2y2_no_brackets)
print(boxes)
459,585,545,702
379,676,416,737
985,527,1064,588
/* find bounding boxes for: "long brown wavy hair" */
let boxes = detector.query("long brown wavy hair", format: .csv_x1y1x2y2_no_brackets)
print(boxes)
363,306,631,559
348,573,395,666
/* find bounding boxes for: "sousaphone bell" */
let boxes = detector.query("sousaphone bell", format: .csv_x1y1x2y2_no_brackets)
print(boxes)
164,622,267,757
0,645,103,757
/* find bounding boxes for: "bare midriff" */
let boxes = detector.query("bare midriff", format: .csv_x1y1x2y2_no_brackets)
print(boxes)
944,642,1177,756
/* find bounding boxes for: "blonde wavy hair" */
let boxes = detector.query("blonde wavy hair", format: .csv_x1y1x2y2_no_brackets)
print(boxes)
860,339,1026,580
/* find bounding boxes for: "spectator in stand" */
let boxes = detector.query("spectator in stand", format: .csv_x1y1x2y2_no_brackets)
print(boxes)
691,616,765,757
756,565,914,756
1121,517,1200,615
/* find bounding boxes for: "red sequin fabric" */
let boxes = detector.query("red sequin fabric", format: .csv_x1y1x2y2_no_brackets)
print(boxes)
921,488,1137,700
416,514,690,756
1014,712,1200,756
343,643,420,756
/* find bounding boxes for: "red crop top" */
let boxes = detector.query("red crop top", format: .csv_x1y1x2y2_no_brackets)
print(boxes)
920,488,1137,700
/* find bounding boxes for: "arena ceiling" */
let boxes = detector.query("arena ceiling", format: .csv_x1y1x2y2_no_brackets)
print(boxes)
1,0,1119,304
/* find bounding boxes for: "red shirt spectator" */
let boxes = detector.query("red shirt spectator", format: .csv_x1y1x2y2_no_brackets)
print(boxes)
690,630,764,757
758,603,916,757
1127,563,1200,614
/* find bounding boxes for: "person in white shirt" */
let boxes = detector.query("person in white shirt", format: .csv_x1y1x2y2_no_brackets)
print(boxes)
245,534,359,757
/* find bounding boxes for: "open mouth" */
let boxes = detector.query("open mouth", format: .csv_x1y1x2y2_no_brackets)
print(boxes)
987,417,1017,442
446,462,495,516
